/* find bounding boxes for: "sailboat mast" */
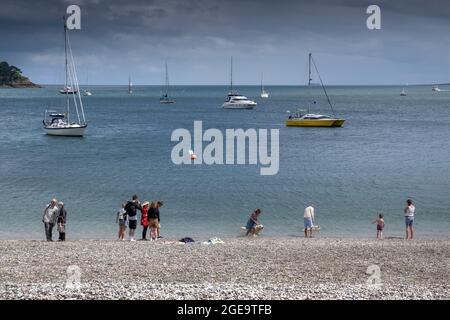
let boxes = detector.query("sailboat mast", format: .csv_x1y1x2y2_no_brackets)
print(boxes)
230,56,233,92
63,16,70,122
307,52,312,113
165,62,169,96
261,73,263,92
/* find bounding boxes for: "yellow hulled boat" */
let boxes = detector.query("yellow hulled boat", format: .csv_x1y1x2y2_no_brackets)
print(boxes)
286,53,345,128
286,113,345,127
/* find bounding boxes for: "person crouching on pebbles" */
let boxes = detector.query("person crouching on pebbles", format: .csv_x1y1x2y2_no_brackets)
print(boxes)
371,213,385,240
140,201,150,240
57,202,67,241
116,203,127,241
303,204,315,238
246,208,262,237
42,199,59,241
124,195,142,241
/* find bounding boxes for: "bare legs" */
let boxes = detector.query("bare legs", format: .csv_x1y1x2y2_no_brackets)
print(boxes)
304,228,313,238
406,226,414,240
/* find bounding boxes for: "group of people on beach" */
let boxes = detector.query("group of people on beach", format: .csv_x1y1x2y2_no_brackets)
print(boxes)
370,199,416,240
245,199,416,240
42,199,67,241
42,196,416,241
116,195,164,241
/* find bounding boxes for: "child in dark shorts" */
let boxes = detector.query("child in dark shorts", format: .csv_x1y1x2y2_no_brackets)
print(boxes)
372,213,385,240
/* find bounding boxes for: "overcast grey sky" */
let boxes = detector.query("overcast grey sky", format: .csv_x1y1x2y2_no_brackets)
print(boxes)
0,0,448,85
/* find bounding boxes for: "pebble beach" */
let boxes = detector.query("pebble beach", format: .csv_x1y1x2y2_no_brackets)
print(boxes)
0,237,448,300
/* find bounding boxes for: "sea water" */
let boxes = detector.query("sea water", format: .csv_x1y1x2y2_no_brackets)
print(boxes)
0,85,448,239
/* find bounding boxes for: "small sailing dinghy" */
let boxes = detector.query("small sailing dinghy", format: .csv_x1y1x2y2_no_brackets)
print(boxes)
400,88,407,96
83,71,92,96
432,85,441,92
128,76,133,94
44,17,87,137
260,73,269,98
285,53,345,127
160,63,175,104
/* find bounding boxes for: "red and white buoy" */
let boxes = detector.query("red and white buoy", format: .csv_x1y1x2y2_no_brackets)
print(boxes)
189,149,197,160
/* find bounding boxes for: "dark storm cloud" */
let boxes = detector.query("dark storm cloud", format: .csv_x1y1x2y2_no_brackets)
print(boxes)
0,0,448,84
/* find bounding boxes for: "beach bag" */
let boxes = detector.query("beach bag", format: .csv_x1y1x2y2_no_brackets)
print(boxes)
179,237,195,243
57,223,65,233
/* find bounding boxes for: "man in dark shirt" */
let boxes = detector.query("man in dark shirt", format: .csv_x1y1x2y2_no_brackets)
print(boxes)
156,201,164,238
124,195,142,241
57,202,67,241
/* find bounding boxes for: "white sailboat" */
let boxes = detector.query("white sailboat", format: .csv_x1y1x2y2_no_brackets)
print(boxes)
222,57,257,109
285,53,345,127
260,73,269,98
400,88,407,96
160,62,175,104
43,17,87,137
128,77,133,94
432,85,441,92
83,71,92,96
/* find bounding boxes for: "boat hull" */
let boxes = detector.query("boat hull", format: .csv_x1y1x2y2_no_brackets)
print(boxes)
285,119,345,127
43,124,87,136
160,100,175,104
222,103,256,109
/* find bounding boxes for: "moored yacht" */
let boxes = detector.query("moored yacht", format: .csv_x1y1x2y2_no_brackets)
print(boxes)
222,91,257,109
432,85,441,92
59,86,77,94
222,57,257,109
286,110,344,127
285,53,345,127
44,16,87,137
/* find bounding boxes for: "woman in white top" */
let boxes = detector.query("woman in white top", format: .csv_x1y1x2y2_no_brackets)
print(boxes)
404,199,415,240
303,205,315,238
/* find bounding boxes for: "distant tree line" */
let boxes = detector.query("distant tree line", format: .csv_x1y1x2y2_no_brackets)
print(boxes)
0,61,26,85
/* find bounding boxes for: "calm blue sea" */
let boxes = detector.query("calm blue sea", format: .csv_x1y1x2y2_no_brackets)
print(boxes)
0,85,448,239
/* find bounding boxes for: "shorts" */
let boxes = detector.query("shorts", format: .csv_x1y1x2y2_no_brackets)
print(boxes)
405,216,414,227
118,219,127,227
128,220,137,230
377,225,384,231
304,218,313,229
149,218,159,228
246,219,256,230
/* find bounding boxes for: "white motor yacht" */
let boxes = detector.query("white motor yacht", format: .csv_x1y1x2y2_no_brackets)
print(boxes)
223,91,257,109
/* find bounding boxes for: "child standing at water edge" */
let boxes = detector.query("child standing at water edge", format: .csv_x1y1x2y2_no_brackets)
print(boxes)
371,213,385,240
116,203,127,241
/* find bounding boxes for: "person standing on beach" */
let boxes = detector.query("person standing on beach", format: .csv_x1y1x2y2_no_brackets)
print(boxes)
57,202,67,241
124,195,142,241
140,201,149,240
42,199,59,241
156,201,164,238
148,201,159,241
404,199,415,240
303,204,315,238
245,208,261,237
371,213,385,240
116,203,127,241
